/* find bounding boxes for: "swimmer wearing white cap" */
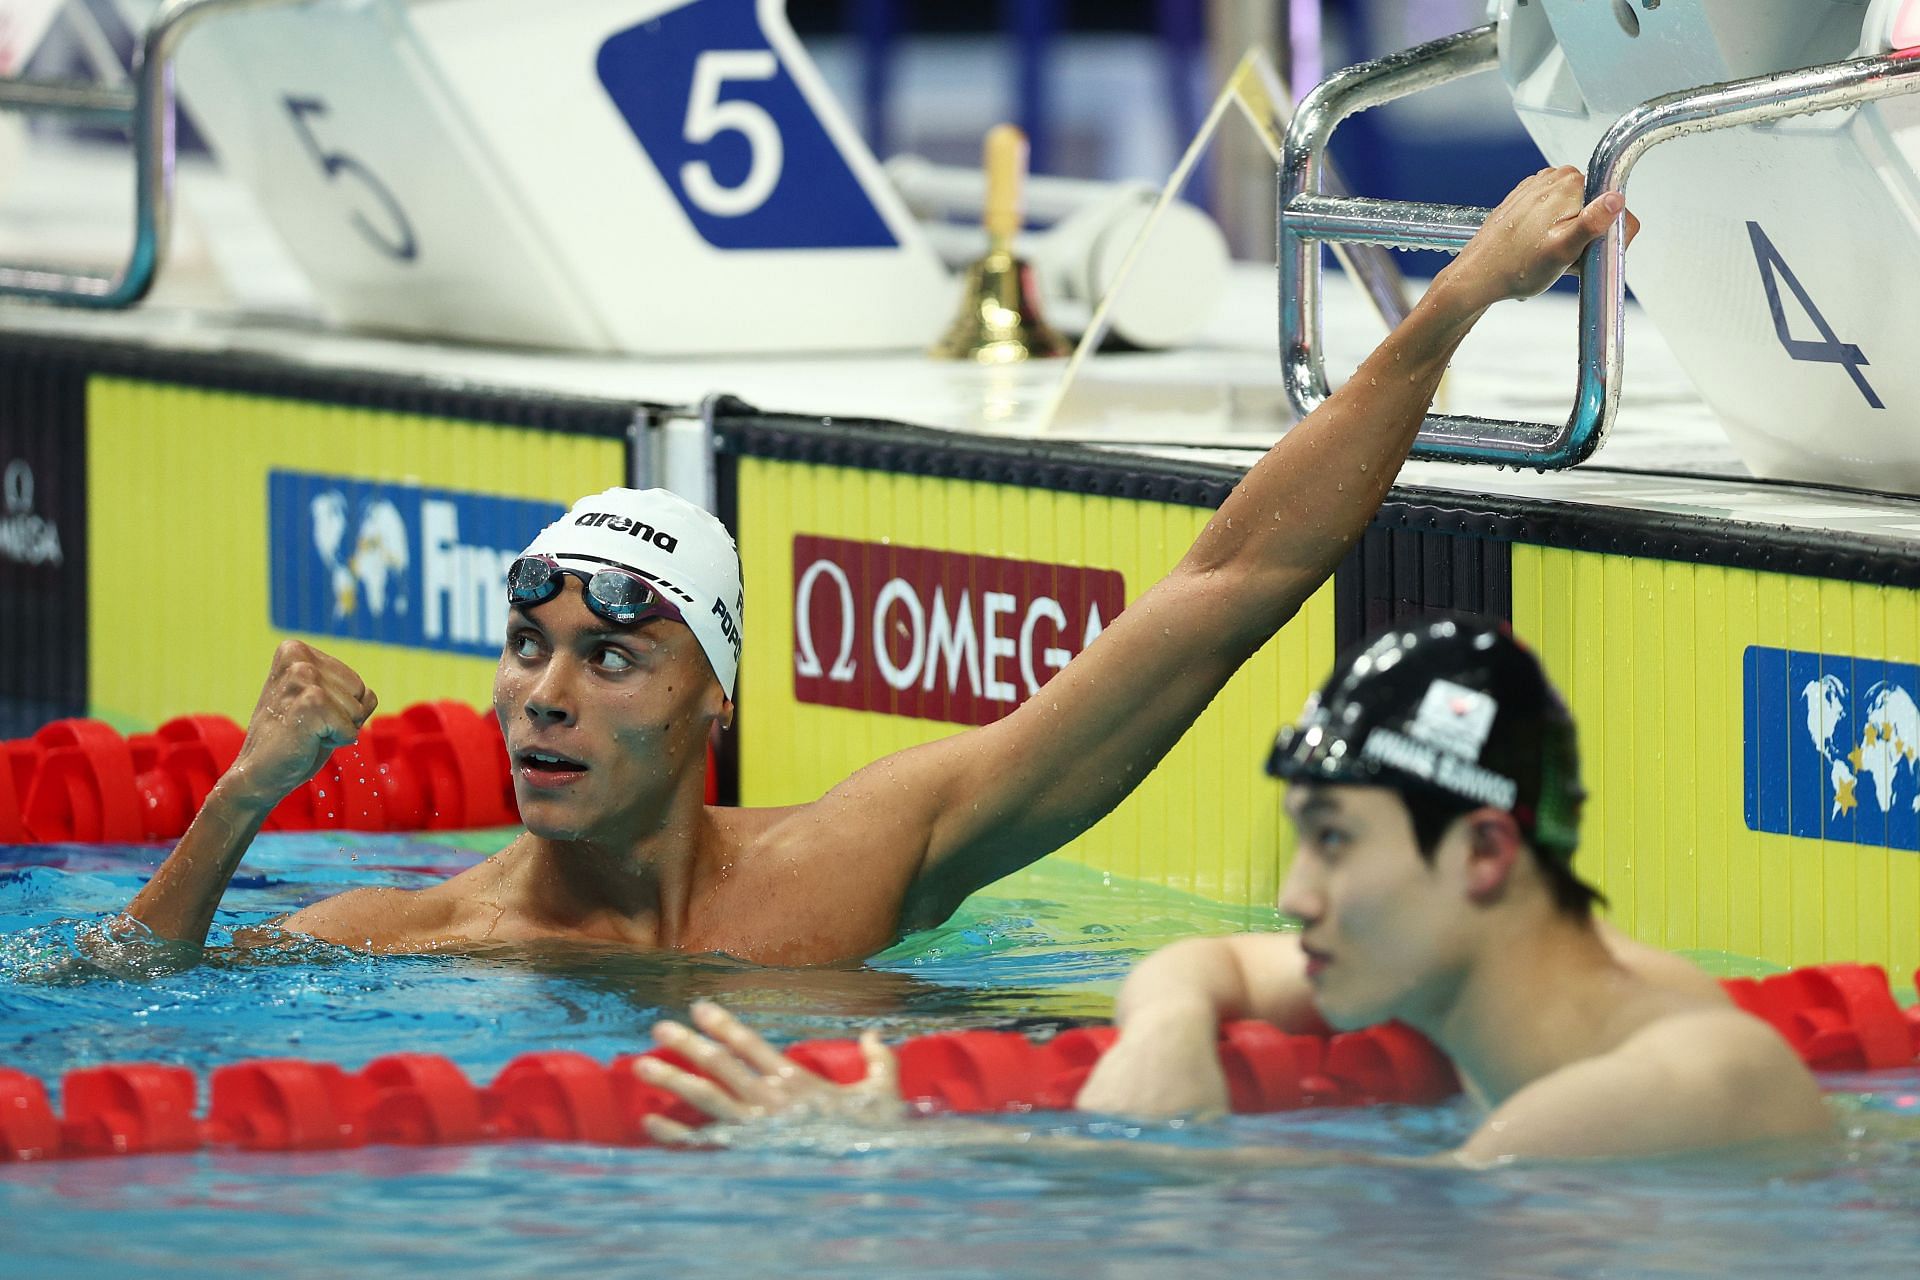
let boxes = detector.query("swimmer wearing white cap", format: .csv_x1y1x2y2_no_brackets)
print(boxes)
123,169,1640,966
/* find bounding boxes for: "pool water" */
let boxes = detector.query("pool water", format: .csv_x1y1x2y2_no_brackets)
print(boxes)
2,835,1917,1278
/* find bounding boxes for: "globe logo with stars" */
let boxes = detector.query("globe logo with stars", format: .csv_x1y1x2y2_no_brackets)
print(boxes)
1802,675,1920,819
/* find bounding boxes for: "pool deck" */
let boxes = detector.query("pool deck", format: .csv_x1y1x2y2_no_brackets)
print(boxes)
6,139,1919,549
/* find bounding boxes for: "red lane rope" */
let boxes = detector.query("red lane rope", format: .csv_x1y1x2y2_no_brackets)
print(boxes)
0,707,717,841
0,705,515,842
3,964,1916,1164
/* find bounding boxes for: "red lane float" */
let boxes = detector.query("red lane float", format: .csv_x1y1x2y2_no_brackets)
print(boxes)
22,720,143,844
1723,962,1920,1071
0,706,516,842
0,704,727,842
2,964,1915,1165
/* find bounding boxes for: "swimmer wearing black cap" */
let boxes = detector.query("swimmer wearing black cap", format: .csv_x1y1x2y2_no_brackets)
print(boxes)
640,619,1830,1163
121,170,1643,970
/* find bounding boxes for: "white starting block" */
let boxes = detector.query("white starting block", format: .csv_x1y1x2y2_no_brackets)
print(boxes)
1499,0,1920,491
1281,0,1920,493
17,0,950,354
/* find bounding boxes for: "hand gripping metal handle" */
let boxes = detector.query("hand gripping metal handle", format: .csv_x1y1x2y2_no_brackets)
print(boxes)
0,0,309,308
1280,23,1920,469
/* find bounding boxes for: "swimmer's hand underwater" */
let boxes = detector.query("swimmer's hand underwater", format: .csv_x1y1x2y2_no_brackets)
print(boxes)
118,640,377,949
638,1001,908,1146
640,990,1832,1170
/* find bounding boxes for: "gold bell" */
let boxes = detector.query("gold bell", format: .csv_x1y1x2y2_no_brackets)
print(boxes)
930,124,1070,363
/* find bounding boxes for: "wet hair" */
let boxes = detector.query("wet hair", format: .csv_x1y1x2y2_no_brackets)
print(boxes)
1397,771,1605,921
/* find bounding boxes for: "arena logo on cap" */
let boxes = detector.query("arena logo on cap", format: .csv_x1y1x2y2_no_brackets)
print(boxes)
269,471,564,657
792,535,1125,727
1745,645,1920,850
573,510,680,551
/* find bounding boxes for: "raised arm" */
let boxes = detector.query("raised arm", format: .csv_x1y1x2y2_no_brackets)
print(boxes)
119,640,377,951
852,170,1634,920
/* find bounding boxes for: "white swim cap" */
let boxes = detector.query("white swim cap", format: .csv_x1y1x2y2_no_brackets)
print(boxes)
518,487,743,698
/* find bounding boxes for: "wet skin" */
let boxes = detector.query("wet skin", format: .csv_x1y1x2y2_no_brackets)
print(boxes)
275,579,934,963
635,783,1832,1164
121,168,1648,968
494,583,722,850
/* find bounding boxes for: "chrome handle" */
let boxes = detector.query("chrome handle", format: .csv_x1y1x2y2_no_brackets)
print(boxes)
1279,25,1920,469
0,0,316,308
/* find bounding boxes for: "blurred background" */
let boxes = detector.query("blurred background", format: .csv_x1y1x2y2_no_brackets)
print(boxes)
15,0,1545,269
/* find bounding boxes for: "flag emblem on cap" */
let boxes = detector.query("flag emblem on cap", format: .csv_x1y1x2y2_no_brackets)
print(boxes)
1408,679,1498,760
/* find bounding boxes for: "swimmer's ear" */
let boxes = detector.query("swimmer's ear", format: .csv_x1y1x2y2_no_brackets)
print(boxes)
716,697,735,732
1463,810,1524,904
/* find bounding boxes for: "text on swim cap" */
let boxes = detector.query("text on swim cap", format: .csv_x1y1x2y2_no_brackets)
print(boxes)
574,511,679,552
1361,726,1519,810
711,598,741,658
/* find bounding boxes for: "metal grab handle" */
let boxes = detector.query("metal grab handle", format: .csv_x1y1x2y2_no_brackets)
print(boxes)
1280,24,1920,469
0,80,136,121
0,0,310,308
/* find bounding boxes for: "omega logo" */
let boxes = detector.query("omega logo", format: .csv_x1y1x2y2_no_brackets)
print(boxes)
793,557,858,682
0,457,62,568
3,459,30,516
790,535,1125,727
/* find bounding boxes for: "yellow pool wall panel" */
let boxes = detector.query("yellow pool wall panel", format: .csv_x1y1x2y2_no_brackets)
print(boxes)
86,377,623,729
1513,544,1920,977
733,455,1335,917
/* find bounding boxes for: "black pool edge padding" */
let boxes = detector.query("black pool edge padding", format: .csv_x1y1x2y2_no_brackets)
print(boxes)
710,402,1920,593
0,328,651,438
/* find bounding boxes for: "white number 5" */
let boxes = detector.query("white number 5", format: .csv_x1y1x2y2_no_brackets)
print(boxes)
680,50,784,218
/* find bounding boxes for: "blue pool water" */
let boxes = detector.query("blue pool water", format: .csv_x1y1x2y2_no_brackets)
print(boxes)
2,835,1917,1278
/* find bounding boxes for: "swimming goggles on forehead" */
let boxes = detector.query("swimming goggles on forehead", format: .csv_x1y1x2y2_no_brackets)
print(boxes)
506,555,686,629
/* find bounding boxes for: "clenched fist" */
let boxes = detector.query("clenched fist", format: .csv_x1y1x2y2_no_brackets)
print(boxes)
225,640,379,809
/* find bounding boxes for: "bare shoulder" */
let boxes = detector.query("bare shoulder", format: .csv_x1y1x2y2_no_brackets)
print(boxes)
1624,1005,1820,1095
279,882,459,950
1599,920,1730,1003
687,800,937,961
715,789,932,887
1623,1004,1832,1134
703,800,842,884
706,800,807,851
1462,1004,1830,1163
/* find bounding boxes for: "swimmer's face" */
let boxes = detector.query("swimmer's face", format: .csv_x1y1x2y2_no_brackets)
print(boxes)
1278,784,1477,1030
493,578,729,843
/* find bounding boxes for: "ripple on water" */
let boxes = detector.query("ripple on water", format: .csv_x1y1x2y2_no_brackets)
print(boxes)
0,836,1914,1278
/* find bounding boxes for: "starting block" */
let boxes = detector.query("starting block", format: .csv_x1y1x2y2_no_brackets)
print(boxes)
23,0,951,353
1281,0,1920,491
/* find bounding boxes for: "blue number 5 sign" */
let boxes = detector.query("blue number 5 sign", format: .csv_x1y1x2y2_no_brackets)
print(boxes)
597,0,899,251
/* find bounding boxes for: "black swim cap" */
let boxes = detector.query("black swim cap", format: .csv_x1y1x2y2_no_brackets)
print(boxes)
1267,615,1584,860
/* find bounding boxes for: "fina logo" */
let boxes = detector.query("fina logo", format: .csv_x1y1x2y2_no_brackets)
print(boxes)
1745,646,1920,851
311,492,409,621
1801,674,1918,821
269,471,564,657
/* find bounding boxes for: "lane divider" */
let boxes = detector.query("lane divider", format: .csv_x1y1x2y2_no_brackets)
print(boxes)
3,964,1915,1164
0,704,732,843
0,704,513,842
